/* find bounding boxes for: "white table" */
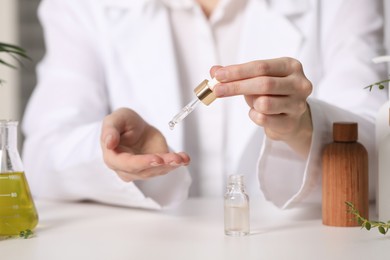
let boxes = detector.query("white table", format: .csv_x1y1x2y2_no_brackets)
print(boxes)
1,198,389,260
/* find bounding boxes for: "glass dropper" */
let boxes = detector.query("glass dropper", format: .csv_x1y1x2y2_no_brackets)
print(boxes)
168,98,200,130
168,78,219,130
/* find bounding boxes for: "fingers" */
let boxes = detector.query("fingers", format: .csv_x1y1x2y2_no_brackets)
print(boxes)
210,65,223,79
101,108,146,149
213,57,302,82
100,108,190,182
248,108,299,140
104,142,190,172
247,95,307,116
105,151,190,182
210,58,313,157
214,76,291,97
101,111,124,150
101,124,120,150
214,75,312,98
212,59,312,98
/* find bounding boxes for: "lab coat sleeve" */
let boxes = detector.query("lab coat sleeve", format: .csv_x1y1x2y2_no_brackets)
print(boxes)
258,0,387,209
22,0,191,209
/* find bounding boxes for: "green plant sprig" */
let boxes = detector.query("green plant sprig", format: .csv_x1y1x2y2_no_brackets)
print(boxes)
0,229,35,240
0,42,30,85
364,79,390,91
345,201,390,235
19,229,34,239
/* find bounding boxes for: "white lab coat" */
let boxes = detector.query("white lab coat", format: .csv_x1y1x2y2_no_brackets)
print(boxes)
22,0,387,210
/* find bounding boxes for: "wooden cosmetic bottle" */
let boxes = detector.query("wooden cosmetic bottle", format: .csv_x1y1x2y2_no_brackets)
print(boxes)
322,122,369,226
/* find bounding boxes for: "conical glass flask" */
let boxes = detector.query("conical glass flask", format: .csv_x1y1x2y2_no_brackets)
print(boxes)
0,120,38,235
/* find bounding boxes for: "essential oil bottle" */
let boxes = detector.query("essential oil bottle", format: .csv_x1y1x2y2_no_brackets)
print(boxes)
224,175,250,236
322,122,368,226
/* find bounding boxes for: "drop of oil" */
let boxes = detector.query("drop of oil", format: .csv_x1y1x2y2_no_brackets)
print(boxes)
168,121,175,130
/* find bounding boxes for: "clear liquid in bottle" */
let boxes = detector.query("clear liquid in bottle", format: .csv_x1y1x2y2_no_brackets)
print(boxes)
224,175,249,236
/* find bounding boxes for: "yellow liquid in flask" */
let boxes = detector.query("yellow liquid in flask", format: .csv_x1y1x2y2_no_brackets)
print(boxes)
0,172,38,235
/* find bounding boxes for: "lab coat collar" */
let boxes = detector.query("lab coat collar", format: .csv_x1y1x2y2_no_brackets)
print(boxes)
158,0,238,13
268,0,310,17
98,0,195,9
159,0,195,9
98,0,310,15
99,0,153,8
158,0,310,15
99,0,252,11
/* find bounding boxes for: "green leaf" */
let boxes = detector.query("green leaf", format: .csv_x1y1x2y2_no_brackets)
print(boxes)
0,48,29,60
0,43,30,61
365,79,390,91
364,85,373,91
19,229,33,239
345,201,354,208
0,42,31,83
0,42,26,51
365,222,371,230
0,58,18,69
378,226,386,235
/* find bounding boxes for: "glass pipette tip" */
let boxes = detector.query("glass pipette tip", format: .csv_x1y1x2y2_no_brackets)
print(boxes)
168,98,200,130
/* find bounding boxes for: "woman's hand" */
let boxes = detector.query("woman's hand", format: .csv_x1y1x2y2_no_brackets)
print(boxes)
100,108,190,182
211,57,313,158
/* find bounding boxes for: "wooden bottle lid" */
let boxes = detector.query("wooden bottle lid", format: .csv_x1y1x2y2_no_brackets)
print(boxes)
333,122,358,142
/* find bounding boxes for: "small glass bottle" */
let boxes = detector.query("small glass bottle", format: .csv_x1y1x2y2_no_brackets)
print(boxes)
224,175,250,236
0,120,38,235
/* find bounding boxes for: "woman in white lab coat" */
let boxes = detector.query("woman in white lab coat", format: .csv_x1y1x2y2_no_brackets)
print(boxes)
22,0,387,210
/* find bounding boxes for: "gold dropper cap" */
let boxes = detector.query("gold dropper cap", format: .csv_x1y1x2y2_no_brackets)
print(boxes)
168,78,218,130
194,79,217,105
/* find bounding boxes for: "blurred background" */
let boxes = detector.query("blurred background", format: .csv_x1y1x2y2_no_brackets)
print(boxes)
0,0,390,146
0,0,43,123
